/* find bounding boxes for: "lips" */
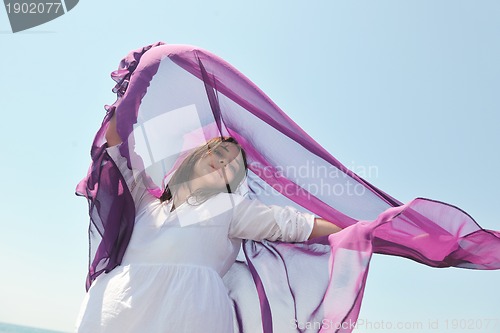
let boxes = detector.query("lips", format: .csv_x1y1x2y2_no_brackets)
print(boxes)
208,162,224,178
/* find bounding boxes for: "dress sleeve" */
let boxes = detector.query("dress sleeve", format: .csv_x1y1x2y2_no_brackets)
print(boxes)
228,195,315,242
106,144,153,211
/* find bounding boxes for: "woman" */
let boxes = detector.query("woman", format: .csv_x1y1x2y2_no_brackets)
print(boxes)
75,112,342,332
76,42,500,333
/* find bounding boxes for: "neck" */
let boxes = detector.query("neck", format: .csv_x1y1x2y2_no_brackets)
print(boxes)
170,179,202,211
170,185,188,210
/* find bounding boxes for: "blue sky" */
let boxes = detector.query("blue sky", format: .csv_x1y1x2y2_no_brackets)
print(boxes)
1,1,499,332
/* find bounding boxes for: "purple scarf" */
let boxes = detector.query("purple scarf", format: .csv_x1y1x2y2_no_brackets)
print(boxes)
76,42,500,332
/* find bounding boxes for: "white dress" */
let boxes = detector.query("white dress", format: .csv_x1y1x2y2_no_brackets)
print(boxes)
75,145,314,333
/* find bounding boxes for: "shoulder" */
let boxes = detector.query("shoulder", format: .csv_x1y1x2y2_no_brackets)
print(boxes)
206,192,247,208
199,193,254,216
105,143,123,161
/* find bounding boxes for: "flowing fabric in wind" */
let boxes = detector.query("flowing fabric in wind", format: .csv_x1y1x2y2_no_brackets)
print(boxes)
76,42,500,333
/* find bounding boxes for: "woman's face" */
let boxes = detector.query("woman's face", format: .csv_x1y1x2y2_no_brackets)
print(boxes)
191,142,245,191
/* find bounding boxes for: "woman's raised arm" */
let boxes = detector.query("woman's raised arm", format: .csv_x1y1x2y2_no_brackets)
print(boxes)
105,113,122,147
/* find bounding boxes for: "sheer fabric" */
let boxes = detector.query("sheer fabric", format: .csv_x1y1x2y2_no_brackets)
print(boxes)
76,42,500,332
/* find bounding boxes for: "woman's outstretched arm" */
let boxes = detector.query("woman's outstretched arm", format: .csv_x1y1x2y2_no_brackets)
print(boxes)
308,218,342,240
105,113,122,147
